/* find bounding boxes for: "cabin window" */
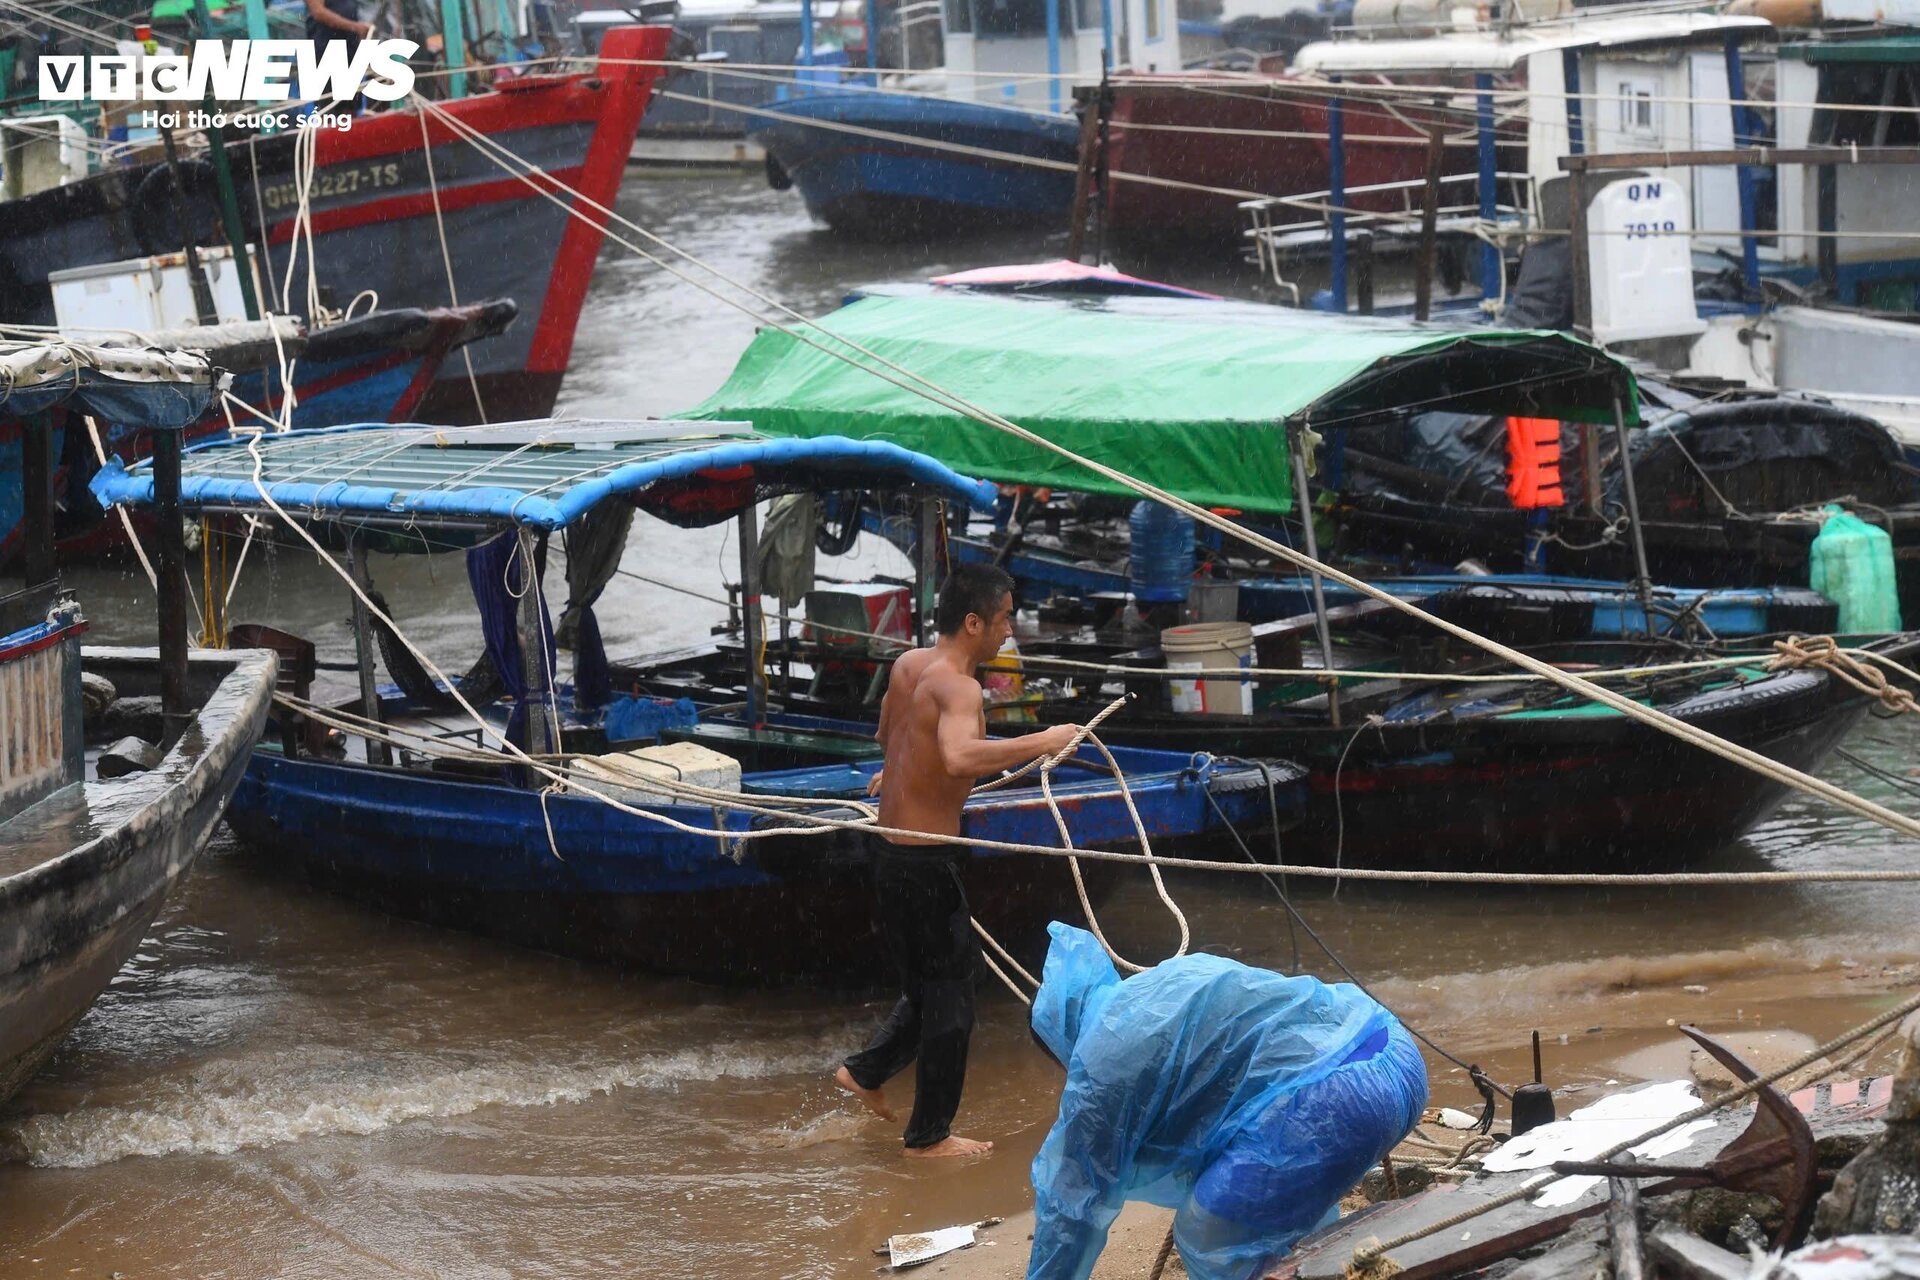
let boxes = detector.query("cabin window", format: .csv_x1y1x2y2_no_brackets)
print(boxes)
945,0,974,33
1617,78,1657,141
1815,65,1920,148
1143,0,1162,41
1077,0,1104,36
975,0,1054,36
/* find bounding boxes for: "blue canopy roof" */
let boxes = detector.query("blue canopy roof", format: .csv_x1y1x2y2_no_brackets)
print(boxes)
88,420,1000,529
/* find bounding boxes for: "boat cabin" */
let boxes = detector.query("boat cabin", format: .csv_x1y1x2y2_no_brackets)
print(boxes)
1283,12,1773,330
941,0,1179,110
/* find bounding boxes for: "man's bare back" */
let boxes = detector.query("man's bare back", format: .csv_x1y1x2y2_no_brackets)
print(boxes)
837,580,1078,1159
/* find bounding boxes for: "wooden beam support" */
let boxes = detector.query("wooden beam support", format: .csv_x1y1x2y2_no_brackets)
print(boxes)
1564,146,1920,171
346,537,393,767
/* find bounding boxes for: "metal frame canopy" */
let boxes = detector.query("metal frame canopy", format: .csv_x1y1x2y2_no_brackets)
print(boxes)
88,419,1000,530
688,292,1637,515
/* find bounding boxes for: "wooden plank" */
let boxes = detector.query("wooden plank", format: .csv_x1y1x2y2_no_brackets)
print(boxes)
1563,147,1920,171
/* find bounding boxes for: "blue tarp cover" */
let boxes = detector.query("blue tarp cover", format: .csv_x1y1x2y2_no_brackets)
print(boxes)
1027,924,1428,1280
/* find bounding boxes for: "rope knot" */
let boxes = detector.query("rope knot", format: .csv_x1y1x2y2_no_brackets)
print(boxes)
1345,1238,1402,1280
1769,635,1918,716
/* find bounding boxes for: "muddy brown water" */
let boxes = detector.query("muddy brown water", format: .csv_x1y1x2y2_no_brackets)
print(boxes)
3,172,1916,1278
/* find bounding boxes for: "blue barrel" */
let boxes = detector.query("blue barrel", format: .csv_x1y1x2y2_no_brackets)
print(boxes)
1129,501,1195,603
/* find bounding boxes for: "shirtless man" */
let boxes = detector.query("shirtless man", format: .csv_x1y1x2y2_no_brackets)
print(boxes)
834,563,1080,1158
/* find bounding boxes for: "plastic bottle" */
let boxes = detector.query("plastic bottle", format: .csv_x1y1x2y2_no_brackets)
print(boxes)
1810,506,1903,634
1129,501,1195,604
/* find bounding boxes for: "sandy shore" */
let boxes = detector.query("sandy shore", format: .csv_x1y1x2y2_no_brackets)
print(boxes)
899,1201,1180,1279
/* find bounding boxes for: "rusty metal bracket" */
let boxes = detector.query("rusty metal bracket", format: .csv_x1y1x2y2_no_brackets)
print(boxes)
1681,1024,1819,1248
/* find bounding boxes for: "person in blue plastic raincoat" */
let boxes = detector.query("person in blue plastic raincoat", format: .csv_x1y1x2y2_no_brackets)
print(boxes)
1026,923,1428,1280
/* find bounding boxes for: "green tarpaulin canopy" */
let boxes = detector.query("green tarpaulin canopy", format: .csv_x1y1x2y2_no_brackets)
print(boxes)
688,291,1637,515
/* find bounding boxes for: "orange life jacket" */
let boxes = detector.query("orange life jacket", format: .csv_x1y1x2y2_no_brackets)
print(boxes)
1505,416,1565,510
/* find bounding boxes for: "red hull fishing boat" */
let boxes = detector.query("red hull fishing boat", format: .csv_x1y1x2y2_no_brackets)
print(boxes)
1096,73,1443,249
0,25,672,425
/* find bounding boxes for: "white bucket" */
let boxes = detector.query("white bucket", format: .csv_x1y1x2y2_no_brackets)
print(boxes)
1161,621,1255,716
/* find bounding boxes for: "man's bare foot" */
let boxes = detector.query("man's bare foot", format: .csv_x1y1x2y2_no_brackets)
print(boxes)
903,1134,993,1158
834,1065,895,1121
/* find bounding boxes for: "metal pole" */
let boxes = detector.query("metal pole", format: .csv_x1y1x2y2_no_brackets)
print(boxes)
159,126,219,326
916,496,941,646
1045,0,1062,115
1354,231,1374,315
865,0,881,82
346,538,394,766
1415,122,1445,322
1290,426,1341,728
1611,396,1655,621
1561,47,1584,156
1569,164,1592,338
1328,81,1347,313
801,0,815,69
1817,163,1839,300
1475,73,1500,304
153,426,192,740
192,0,261,320
1724,36,1761,307
738,503,768,728
515,528,560,756
22,412,54,589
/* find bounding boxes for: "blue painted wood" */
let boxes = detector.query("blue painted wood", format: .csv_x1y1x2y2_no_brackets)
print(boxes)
748,92,1081,234
224,737,1299,979
1234,574,1831,638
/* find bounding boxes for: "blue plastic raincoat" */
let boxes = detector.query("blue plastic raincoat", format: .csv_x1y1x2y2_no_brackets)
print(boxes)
1026,924,1428,1280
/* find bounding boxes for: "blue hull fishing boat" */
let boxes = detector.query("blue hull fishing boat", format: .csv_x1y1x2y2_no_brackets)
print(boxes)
90,419,1303,982
752,92,1081,236
681,287,1920,869
1,338,274,1104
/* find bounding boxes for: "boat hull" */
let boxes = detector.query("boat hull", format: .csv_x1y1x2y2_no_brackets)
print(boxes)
0,648,275,1105
1101,75,1442,249
1035,649,1911,870
0,27,671,426
221,748,1295,984
750,92,1081,237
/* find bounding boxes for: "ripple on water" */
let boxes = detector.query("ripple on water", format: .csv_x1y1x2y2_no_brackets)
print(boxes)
2,1040,845,1169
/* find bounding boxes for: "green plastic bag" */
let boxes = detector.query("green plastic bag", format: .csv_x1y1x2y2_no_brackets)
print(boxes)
1810,506,1902,634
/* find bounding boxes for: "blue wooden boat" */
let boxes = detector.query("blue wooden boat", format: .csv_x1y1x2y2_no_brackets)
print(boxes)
89,419,1304,983
751,92,1081,236
2,338,274,1104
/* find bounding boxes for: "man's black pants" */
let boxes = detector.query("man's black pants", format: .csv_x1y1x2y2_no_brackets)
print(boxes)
842,834,978,1148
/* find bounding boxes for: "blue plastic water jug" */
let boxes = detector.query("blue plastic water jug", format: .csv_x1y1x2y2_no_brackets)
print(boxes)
1129,501,1195,604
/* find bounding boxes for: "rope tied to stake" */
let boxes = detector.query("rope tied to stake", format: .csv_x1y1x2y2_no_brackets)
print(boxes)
1770,635,1919,716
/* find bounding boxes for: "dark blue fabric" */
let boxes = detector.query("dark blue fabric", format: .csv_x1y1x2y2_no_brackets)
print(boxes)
1,371,212,429
602,695,700,744
466,531,555,750
572,605,612,711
